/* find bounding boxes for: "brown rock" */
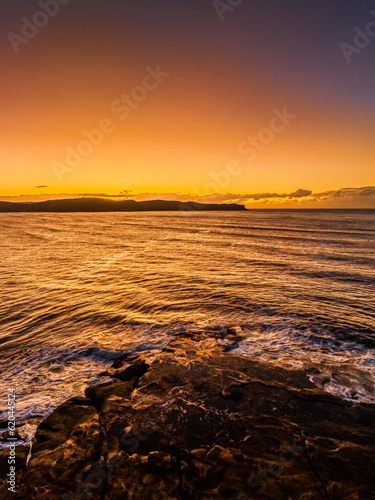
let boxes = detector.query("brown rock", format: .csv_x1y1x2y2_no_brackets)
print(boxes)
2,330,374,499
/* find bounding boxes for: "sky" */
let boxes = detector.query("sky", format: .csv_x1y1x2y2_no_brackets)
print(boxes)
1,0,375,208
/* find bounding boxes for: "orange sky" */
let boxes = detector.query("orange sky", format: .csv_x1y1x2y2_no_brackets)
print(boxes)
1,1,374,207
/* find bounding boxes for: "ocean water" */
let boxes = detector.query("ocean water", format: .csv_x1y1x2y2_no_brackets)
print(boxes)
0,210,374,446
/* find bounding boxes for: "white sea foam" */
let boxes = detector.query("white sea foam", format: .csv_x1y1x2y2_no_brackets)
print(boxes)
0,211,374,445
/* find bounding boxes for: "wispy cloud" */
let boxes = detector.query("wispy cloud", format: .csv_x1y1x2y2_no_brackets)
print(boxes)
114,187,375,208
0,187,374,208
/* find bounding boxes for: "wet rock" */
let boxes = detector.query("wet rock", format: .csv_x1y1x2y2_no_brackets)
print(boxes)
99,354,151,381
114,360,150,381
15,398,101,499
2,330,375,499
85,379,135,409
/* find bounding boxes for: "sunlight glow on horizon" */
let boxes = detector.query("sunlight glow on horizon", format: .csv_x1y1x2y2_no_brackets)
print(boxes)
1,1,374,207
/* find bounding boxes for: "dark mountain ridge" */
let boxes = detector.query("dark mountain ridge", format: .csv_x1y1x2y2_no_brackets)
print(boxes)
0,198,247,213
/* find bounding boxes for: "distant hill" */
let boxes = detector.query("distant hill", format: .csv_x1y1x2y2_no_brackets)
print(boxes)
0,198,247,212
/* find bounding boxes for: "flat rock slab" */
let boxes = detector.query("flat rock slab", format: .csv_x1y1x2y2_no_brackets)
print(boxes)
2,331,375,499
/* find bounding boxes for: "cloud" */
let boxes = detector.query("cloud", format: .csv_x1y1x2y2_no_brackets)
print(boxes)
289,189,313,198
307,186,375,208
0,187,374,208
35,185,49,188
121,190,313,204
78,191,133,199
127,187,374,208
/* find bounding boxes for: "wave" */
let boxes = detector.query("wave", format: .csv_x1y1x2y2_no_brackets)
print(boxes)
0,211,374,438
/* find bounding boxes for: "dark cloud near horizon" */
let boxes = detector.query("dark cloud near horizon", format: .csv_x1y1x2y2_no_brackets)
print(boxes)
132,187,375,208
1,187,374,208
289,189,313,198
78,187,374,208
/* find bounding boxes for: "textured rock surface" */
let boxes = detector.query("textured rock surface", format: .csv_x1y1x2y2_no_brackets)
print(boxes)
2,330,375,499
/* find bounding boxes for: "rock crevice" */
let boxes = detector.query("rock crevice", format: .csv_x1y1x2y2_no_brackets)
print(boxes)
1,330,374,499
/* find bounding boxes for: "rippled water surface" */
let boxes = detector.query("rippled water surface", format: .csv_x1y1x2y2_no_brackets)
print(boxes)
0,210,374,442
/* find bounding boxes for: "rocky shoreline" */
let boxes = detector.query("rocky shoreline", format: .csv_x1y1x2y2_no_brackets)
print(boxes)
1,329,375,499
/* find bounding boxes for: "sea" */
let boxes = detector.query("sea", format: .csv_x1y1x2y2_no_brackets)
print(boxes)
0,210,374,447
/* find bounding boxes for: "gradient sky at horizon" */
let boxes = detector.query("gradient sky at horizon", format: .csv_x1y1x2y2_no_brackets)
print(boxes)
1,0,375,207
